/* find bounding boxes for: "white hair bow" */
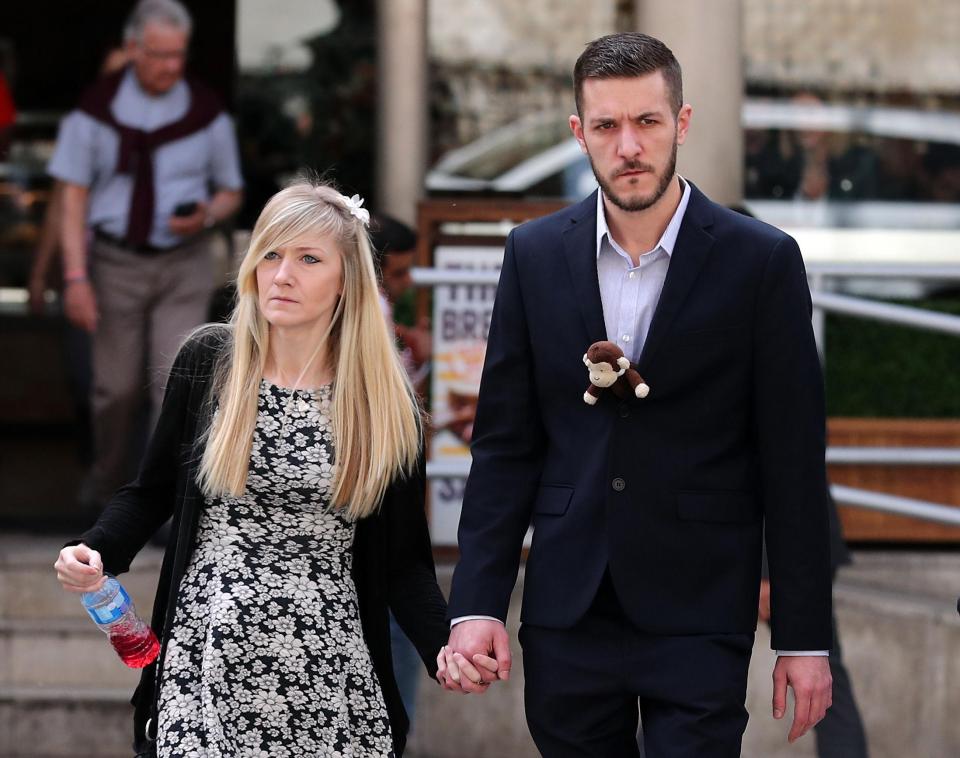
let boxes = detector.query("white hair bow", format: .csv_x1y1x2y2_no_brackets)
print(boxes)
341,194,370,226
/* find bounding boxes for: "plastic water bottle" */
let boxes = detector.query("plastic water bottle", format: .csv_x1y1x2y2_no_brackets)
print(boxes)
81,576,160,668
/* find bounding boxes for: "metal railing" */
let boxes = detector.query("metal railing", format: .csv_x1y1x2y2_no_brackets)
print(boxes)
425,459,960,528
806,262,960,352
806,262,960,528
811,291,960,337
831,484,960,527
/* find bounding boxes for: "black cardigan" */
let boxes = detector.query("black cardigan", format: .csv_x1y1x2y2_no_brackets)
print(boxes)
73,328,449,756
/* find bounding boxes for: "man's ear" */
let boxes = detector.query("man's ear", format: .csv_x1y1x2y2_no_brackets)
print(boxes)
570,114,588,156
675,103,693,146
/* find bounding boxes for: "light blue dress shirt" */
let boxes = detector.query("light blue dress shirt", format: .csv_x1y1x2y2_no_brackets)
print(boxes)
595,179,690,363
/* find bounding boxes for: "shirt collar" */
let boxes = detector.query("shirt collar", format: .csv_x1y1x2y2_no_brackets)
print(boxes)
596,176,691,260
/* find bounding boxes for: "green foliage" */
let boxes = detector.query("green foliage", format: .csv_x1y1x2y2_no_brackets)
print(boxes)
824,297,960,417
391,288,417,328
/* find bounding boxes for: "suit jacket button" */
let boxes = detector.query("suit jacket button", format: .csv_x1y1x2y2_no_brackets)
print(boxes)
612,477,626,492
618,403,630,418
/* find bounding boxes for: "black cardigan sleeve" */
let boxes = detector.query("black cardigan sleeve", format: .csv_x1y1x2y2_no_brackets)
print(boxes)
382,447,450,676
71,329,222,575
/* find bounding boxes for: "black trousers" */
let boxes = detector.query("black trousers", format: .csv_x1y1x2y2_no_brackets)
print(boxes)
520,573,753,758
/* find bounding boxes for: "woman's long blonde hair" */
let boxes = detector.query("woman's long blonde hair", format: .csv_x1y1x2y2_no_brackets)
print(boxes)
197,179,422,519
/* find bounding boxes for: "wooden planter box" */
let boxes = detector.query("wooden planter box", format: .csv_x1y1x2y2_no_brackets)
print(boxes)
828,418,960,542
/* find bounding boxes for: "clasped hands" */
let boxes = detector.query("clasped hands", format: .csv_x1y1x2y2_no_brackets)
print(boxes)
435,619,511,694
437,617,831,745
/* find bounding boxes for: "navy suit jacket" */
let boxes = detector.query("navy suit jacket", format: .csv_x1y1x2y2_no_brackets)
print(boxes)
448,184,833,651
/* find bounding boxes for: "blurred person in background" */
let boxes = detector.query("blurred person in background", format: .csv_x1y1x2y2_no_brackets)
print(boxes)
923,143,960,203
759,492,869,758
27,49,132,470
370,213,432,732
47,0,243,511
54,179,450,756
789,92,879,202
371,213,431,391
0,42,15,159
28,46,131,313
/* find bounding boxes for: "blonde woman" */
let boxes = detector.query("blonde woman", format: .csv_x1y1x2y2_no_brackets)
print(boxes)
54,180,450,756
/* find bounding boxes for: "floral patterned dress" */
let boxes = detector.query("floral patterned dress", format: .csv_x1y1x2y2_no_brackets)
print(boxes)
156,380,394,757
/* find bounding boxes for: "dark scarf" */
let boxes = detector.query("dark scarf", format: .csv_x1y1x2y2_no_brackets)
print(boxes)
78,68,222,247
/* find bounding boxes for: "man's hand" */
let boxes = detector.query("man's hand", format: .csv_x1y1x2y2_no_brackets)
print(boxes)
758,578,771,623
773,655,832,743
436,645,499,694
168,202,209,237
440,619,511,695
64,280,98,332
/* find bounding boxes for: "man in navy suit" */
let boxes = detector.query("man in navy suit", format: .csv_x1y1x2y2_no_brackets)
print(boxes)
440,33,834,756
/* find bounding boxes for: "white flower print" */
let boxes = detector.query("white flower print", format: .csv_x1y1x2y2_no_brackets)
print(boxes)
251,689,286,712
156,381,393,757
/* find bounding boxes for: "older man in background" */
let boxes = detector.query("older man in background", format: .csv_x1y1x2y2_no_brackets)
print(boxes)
49,0,243,509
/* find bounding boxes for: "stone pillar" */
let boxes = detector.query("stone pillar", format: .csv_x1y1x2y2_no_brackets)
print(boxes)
376,0,428,225
635,0,743,205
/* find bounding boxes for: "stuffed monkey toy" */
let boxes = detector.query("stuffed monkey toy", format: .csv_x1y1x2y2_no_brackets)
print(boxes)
583,340,650,405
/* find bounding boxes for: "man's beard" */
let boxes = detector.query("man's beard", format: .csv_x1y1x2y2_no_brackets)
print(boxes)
589,138,678,213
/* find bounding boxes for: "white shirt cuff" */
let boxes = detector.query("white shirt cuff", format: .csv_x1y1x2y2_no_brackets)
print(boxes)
450,615,504,628
776,650,830,656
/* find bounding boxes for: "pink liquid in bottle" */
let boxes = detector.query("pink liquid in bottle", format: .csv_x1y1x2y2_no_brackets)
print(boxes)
109,626,161,668
82,576,160,668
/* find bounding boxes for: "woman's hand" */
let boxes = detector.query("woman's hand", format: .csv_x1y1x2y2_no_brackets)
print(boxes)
54,543,106,593
436,645,499,693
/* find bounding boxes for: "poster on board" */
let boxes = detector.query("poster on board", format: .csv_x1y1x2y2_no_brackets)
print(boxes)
429,245,503,546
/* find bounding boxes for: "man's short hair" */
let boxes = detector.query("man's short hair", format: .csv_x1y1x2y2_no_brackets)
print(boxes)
124,0,193,42
574,33,683,118
369,213,417,270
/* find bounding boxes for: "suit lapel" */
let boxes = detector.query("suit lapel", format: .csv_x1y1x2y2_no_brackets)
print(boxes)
636,185,716,373
561,191,607,345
